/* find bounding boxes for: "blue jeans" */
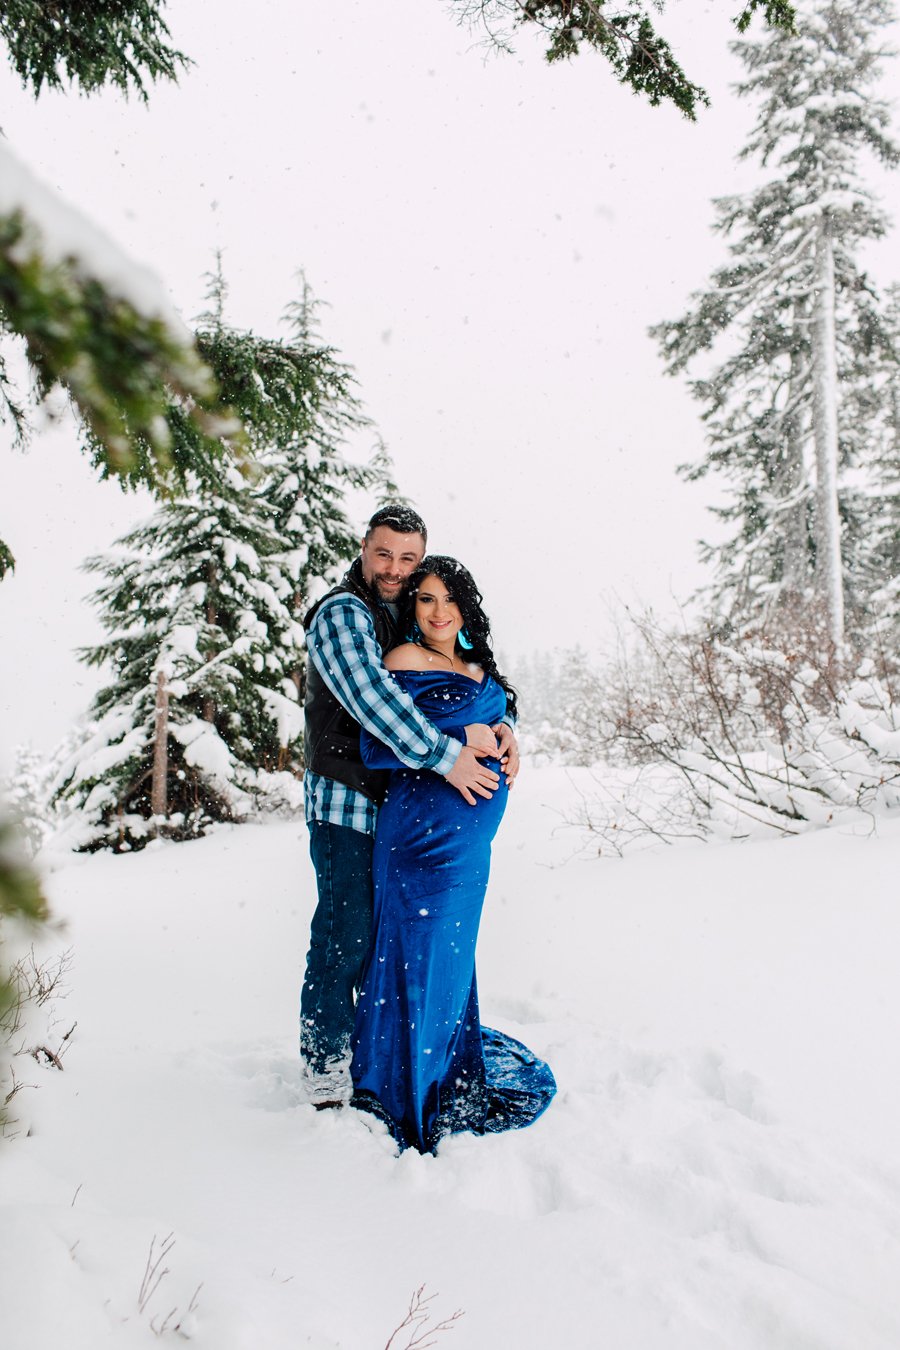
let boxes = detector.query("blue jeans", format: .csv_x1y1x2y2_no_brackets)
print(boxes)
300,821,374,1076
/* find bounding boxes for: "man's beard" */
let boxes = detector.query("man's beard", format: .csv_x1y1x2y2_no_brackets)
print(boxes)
372,577,404,602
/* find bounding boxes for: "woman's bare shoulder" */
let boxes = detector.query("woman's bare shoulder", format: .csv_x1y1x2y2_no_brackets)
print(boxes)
384,642,431,671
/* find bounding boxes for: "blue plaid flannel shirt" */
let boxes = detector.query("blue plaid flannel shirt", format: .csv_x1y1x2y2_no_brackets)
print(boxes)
303,592,462,836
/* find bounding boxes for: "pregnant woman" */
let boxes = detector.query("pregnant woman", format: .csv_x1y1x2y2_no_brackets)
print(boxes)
350,555,556,1153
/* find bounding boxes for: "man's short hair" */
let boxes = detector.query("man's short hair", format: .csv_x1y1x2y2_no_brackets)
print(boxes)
365,503,427,544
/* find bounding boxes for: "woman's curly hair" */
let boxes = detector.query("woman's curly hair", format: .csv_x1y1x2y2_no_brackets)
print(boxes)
397,554,518,719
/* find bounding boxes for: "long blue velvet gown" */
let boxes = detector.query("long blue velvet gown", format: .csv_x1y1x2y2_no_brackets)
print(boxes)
350,669,556,1153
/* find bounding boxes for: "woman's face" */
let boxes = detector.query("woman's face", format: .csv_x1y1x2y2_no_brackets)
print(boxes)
415,574,464,646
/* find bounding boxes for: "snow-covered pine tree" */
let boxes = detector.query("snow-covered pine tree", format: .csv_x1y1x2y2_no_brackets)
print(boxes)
53,459,305,850
651,0,899,648
54,266,397,850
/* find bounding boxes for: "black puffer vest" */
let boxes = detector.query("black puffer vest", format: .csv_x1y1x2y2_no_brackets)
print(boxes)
303,558,399,803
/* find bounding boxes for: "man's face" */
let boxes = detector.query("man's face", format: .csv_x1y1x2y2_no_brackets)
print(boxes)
360,526,426,603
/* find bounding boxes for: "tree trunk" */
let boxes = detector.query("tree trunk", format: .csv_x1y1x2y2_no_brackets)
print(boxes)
811,214,845,647
203,561,218,723
779,330,809,603
151,668,169,825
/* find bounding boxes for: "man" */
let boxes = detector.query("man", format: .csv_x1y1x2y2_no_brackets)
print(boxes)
300,504,518,1105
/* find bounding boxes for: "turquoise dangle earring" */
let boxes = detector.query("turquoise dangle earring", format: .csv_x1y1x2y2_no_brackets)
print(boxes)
457,628,474,651
411,622,423,643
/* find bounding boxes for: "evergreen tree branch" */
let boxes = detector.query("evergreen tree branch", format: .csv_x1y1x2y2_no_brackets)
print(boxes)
0,199,241,495
0,0,191,100
452,0,795,116
734,0,796,35
0,346,28,446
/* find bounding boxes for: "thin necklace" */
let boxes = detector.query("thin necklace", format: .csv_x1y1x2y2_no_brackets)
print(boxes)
416,642,472,674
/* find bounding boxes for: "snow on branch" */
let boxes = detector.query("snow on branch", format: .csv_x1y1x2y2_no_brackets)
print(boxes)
0,139,241,486
0,143,185,336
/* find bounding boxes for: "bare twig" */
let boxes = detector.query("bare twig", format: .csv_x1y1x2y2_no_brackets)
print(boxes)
138,1233,175,1314
3,1064,27,1107
548,609,900,850
384,1284,465,1350
137,1235,202,1338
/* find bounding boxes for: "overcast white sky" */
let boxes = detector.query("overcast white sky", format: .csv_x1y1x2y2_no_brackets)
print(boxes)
1,0,898,767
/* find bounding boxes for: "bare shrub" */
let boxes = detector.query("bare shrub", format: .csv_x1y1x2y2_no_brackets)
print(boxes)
138,1232,202,1339
384,1284,465,1350
1,946,73,1136
567,610,900,847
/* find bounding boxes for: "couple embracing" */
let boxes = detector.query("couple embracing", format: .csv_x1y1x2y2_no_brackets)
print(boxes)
300,505,555,1154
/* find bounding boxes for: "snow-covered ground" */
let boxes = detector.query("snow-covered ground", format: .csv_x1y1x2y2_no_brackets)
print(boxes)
3,764,900,1349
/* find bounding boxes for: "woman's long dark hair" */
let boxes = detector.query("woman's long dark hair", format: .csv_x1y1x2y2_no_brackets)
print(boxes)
397,555,518,719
